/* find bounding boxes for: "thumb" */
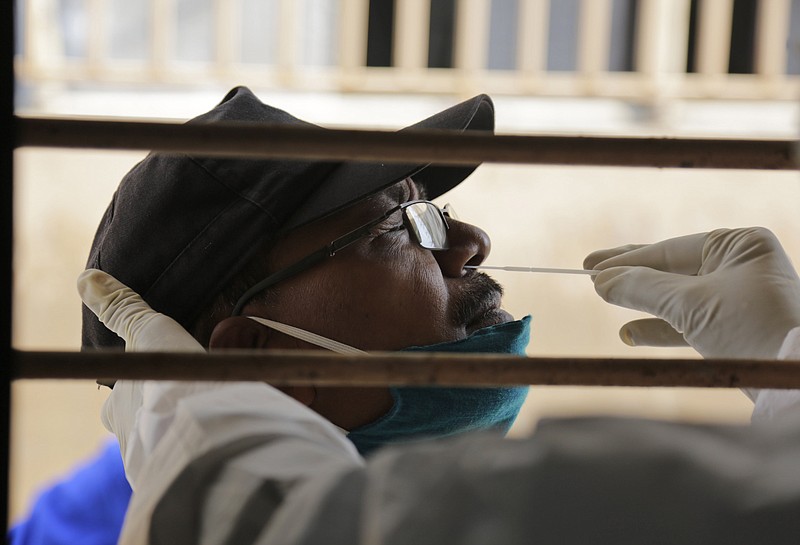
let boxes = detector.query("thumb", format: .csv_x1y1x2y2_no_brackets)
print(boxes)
78,269,204,353
619,318,688,348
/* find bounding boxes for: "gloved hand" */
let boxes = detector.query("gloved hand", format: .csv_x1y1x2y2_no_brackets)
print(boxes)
79,268,206,478
78,268,204,353
584,227,800,360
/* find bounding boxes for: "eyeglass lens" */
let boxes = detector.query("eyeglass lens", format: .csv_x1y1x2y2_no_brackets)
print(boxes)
405,202,449,250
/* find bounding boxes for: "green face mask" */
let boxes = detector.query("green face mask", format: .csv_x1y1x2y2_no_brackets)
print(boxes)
246,315,532,457
347,316,532,456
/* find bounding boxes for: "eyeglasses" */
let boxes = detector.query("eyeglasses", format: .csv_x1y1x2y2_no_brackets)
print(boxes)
231,200,456,316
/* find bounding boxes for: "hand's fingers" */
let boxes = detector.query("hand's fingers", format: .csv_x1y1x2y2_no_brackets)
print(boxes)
619,318,688,348
78,269,163,346
583,244,646,270
700,227,796,275
585,232,709,275
78,269,204,353
127,314,207,353
78,269,148,329
593,266,694,331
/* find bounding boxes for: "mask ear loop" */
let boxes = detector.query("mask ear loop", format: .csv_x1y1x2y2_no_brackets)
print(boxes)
246,316,368,356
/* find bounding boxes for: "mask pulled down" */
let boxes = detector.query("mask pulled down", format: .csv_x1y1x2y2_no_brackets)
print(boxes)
247,315,532,456
348,316,531,455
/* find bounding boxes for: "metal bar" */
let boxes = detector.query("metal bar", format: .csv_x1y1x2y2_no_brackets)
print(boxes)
636,0,691,75
339,0,369,69
577,0,612,76
696,0,734,75
86,0,106,77
634,0,691,119
213,0,239,76
150,0,172,80
277,0,296,84
24,0,62,71
518,0,549,75
394,0,430,71
454,0,490,72
13,350,800,389
755,0,790,78
2,0,14,534
15,117,797,170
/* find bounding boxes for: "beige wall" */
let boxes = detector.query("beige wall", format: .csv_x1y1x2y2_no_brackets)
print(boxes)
11,148,145,523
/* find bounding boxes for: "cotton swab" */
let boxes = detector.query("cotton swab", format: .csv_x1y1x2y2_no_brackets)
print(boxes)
464,265,598,276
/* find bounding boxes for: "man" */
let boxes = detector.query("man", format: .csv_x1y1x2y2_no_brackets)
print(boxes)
77,87,800,543
83,86,529,453
15,88,523,544
57,88,534,544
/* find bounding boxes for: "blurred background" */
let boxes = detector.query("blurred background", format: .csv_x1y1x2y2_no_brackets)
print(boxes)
10,0,800,525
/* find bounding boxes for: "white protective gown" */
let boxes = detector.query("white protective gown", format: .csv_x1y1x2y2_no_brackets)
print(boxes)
108,329,800,545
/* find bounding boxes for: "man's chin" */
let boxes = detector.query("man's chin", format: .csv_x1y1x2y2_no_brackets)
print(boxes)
465,308,514,336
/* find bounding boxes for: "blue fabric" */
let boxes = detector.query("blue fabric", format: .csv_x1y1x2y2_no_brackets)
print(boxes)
348,316,532,456
9,439,131,545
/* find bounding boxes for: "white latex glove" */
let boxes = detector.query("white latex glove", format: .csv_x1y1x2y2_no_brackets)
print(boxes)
584,227,800,360
78,268,205,353
78,269,205,483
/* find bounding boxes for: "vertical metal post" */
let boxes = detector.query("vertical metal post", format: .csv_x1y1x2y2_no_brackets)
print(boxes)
696,0,734,75
339,0,370,88
0,0,14,535
454,0,490,93
755,0,791,84
577,0,613,85
393,0,430,74
518,0,549,91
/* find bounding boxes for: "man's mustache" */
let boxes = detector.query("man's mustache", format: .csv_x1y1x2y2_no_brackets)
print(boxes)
451,272,505,327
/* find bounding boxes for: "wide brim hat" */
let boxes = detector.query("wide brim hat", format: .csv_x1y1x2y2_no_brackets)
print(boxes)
82,86,494,349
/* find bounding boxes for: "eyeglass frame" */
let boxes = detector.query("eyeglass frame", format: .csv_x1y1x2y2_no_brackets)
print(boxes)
231,200,455,316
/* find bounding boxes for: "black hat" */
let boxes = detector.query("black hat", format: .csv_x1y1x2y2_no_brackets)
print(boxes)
82,86,495,350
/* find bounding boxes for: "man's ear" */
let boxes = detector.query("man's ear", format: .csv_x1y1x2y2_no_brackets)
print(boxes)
209,316,273,349
208,317,316,407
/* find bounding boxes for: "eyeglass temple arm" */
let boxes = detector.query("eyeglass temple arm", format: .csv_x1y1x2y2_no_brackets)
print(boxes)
231,247,330,316
231,208,399,316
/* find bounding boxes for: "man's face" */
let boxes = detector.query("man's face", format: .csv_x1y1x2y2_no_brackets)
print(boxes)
250,178,511,351
232,178,511,430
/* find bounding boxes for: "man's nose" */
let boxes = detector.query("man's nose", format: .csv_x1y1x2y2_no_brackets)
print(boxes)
434,219,491,277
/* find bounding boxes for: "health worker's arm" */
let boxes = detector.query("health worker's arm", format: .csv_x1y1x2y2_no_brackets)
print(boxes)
79,270,363,545
584,227,800,421
750,326,800,421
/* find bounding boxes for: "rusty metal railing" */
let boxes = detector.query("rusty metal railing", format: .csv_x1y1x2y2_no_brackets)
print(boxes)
8,116,800,391
16,117,797,170
12,350,800,389
10,114,800,392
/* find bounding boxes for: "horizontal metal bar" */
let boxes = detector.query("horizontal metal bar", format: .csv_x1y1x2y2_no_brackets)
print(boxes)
15,117,797,170
12,350,800,388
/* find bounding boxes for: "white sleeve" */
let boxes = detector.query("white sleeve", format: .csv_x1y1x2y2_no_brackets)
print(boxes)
103,380,363,545
750,326,800,422
354,417,800,545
